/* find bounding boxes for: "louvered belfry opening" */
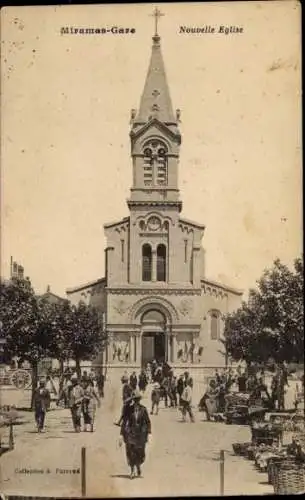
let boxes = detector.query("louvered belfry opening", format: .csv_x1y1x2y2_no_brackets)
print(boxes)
142,243,152,281
143,147,153,186
156,147,167,185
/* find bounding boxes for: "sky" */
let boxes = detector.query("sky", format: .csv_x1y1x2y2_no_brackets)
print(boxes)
1,1,302,298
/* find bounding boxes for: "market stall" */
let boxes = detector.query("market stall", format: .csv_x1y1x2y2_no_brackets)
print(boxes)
225,392,250,425
232,418,305,494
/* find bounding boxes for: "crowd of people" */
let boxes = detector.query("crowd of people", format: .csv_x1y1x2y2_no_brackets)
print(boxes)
31,361,304,480
33,370,103,433
116,360,196,422
113,360,198,479
198,363,302,421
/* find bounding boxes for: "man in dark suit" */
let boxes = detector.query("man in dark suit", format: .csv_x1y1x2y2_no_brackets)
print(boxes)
119,390,152,479
33,380,51,432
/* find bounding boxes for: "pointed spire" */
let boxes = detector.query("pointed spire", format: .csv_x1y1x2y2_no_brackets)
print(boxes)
133,8,177,126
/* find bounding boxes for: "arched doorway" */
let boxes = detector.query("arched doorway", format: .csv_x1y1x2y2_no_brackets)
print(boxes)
141,310,166,367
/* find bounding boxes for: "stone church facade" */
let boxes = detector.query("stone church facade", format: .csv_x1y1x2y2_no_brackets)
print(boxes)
66,30,242,372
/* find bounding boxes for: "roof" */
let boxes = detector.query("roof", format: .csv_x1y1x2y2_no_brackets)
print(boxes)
38,291,67,304
66,277,106,295
104,216,130,230
201,278,243,296
132,34,177,127
179,217,206,231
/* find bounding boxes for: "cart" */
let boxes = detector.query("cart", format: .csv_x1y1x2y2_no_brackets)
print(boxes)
225,392,251,425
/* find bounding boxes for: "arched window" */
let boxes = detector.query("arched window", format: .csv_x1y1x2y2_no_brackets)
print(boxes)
156,147,167,185
142,244,152,281
210,310,221,340
143,148,153,186
157,244,166,282
143,140,168,186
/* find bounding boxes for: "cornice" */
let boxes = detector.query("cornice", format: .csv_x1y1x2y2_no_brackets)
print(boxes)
127,200,183,212
107,287,202,296
107,324,141,331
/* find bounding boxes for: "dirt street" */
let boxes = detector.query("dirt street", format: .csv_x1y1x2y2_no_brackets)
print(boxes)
0,383,274,497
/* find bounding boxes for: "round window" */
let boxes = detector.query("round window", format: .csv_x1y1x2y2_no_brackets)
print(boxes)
147,216,161,231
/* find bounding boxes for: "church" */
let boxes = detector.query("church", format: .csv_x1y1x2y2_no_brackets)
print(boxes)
66,16,243,374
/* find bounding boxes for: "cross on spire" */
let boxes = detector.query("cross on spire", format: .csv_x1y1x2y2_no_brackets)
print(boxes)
150,6,164,36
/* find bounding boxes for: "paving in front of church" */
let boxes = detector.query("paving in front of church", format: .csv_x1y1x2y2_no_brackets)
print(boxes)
0,379,275,497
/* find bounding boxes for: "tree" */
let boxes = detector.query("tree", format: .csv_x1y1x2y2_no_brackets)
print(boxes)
0,277,58,407
223,257,304,365
50,300,106,379
1,277,107,405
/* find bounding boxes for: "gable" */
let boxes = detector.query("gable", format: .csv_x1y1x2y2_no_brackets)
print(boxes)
130,118,180,146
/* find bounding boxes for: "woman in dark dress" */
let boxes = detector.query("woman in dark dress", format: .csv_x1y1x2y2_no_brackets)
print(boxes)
129,372,138,391
236,366,247,392
138,370,148,393
119,390,151,479
177,375,184,406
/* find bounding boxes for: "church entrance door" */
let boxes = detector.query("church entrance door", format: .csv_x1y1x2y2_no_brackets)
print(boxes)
142,331,166,367
140,309,167,368
142,332,166,366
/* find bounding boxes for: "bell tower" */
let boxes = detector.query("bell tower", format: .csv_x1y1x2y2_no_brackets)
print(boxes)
128,7,182,212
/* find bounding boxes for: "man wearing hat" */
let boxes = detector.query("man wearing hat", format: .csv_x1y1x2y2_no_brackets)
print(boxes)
68,375,84,432
33,379,51,432
150,382,161,415
119,390,152,479
114,377,133,427
180,379,195,423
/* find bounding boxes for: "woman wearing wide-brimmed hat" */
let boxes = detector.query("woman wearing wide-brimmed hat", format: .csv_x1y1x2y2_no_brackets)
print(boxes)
119,389,152,479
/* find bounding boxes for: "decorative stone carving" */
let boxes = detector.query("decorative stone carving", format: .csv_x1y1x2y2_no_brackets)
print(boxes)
152,89,160,97
127,200,183,211
137,215,170,234
179,223,194,234
201,283,228,300
128,295,179,322
113,299,129,315
115,222,130,234
151,103,160,113
112,340,130,363
192,339,204,363
176,339,194,363
179,298,193,316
